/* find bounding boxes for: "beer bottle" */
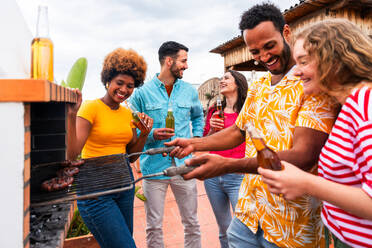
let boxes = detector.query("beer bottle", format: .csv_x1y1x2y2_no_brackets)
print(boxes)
213,96,224,131
245,123,282,171
126,101,149,132
31,5,54,82
216,97,224,119
165,102,175,131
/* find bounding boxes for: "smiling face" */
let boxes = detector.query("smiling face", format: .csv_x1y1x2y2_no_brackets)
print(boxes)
107,74,135,104
293,39,321,95
243,21,292,75
219,72,237,96
170,49,188,79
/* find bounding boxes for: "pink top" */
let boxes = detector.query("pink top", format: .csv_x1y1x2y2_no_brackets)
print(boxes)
318,86,372,248
203,107,245,158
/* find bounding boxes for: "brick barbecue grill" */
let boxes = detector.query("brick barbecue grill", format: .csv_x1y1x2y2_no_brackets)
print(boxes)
0,79,77,248
0,79,193,247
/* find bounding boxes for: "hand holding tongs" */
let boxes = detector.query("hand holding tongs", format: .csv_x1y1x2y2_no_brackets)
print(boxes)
129,146,198,181
126,146,177,158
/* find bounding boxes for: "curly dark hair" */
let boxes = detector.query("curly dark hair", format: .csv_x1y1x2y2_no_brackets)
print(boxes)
101,48,147,88
213,70,248,113
239,3,285,35
158,41,189,65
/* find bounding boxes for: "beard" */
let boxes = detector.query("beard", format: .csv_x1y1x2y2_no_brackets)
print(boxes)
259,38,291,75
170,62,183,79
271,39,291,75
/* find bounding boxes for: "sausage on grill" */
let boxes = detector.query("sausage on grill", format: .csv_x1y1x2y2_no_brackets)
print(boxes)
60,159,84,167
41,176,74,192
56,167,79,177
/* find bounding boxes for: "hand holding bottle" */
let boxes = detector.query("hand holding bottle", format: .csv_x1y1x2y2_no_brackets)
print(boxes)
210,112,225,132
125,101,151,133
133,112,153,135
258,161,309,200
211,97,224,132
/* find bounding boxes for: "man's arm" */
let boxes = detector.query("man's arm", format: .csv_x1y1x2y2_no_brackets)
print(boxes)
179,126,328,180
276,126,328,171
167,124,245,158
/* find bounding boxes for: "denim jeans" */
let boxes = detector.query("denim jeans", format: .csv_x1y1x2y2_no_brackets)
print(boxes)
227,217,280,248
204,173,244,248
77,166,136,248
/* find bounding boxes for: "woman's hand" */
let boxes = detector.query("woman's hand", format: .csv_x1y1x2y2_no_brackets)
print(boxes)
258,161,311,200
135,113,153,135
67,89,82,116
210,112,225,132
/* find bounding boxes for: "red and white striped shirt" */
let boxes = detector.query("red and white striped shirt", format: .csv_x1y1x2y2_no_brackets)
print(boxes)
319,86,372,248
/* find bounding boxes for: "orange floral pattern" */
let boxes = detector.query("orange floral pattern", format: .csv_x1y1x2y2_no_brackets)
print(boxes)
235,71,338,248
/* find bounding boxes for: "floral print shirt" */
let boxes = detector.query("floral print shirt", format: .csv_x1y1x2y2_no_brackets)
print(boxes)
235,70,338,248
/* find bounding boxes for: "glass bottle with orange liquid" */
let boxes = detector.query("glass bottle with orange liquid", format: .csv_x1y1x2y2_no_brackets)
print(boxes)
213,96,224,132
125,101,149,132
31,5,54,82
245,123,282,171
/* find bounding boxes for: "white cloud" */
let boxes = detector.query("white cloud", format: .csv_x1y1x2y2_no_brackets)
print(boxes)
15,0,299,100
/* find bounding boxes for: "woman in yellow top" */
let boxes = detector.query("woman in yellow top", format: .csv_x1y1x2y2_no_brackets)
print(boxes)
67,48,153,248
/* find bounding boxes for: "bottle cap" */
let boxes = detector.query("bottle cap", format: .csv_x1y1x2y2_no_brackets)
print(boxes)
168,101,173,110
125,101,138,113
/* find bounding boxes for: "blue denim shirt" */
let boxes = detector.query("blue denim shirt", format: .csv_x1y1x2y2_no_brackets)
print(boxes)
129,74,204,178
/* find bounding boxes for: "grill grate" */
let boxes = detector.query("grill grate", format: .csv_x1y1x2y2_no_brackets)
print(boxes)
31,154,133,205
30,147,196,206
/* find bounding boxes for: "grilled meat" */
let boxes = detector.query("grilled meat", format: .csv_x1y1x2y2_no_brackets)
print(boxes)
41,176,74,192
56,167,79,177
60,159,84,167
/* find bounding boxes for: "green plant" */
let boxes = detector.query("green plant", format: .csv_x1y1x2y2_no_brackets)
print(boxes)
135,185,147,202
61,57,88,91
67,209,90,238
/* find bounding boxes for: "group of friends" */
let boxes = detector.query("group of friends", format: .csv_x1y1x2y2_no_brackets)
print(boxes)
66,2,372,248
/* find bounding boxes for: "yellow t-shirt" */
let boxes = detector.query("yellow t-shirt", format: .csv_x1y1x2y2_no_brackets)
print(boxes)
235,72,338,248
77,99,135,158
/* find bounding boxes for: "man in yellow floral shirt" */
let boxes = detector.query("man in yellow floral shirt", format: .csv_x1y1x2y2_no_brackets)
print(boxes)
167,3,338,248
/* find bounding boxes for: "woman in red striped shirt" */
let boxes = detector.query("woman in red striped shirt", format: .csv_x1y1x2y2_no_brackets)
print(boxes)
258,19,372,248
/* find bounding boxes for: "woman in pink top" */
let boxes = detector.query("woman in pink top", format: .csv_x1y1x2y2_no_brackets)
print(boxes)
258,20,372,248
203,70,248,248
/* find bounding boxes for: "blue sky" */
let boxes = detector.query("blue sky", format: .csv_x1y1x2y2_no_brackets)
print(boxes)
16,0,299,100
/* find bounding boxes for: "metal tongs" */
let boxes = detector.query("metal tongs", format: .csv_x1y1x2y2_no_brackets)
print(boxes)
31,146,198,206
127,146,197,177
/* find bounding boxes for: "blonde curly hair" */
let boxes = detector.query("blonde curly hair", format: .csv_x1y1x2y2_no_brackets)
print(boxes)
296,19,372,98
101,48,147,88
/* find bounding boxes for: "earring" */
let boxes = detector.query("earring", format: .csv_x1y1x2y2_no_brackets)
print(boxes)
106,83,109,89
254,60,259,66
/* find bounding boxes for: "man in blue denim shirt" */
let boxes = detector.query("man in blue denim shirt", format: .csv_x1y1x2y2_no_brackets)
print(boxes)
129,41,204,248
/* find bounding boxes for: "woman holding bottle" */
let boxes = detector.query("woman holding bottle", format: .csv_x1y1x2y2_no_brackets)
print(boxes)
258,19,372,248
67,48,153,248
203,70,248,248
